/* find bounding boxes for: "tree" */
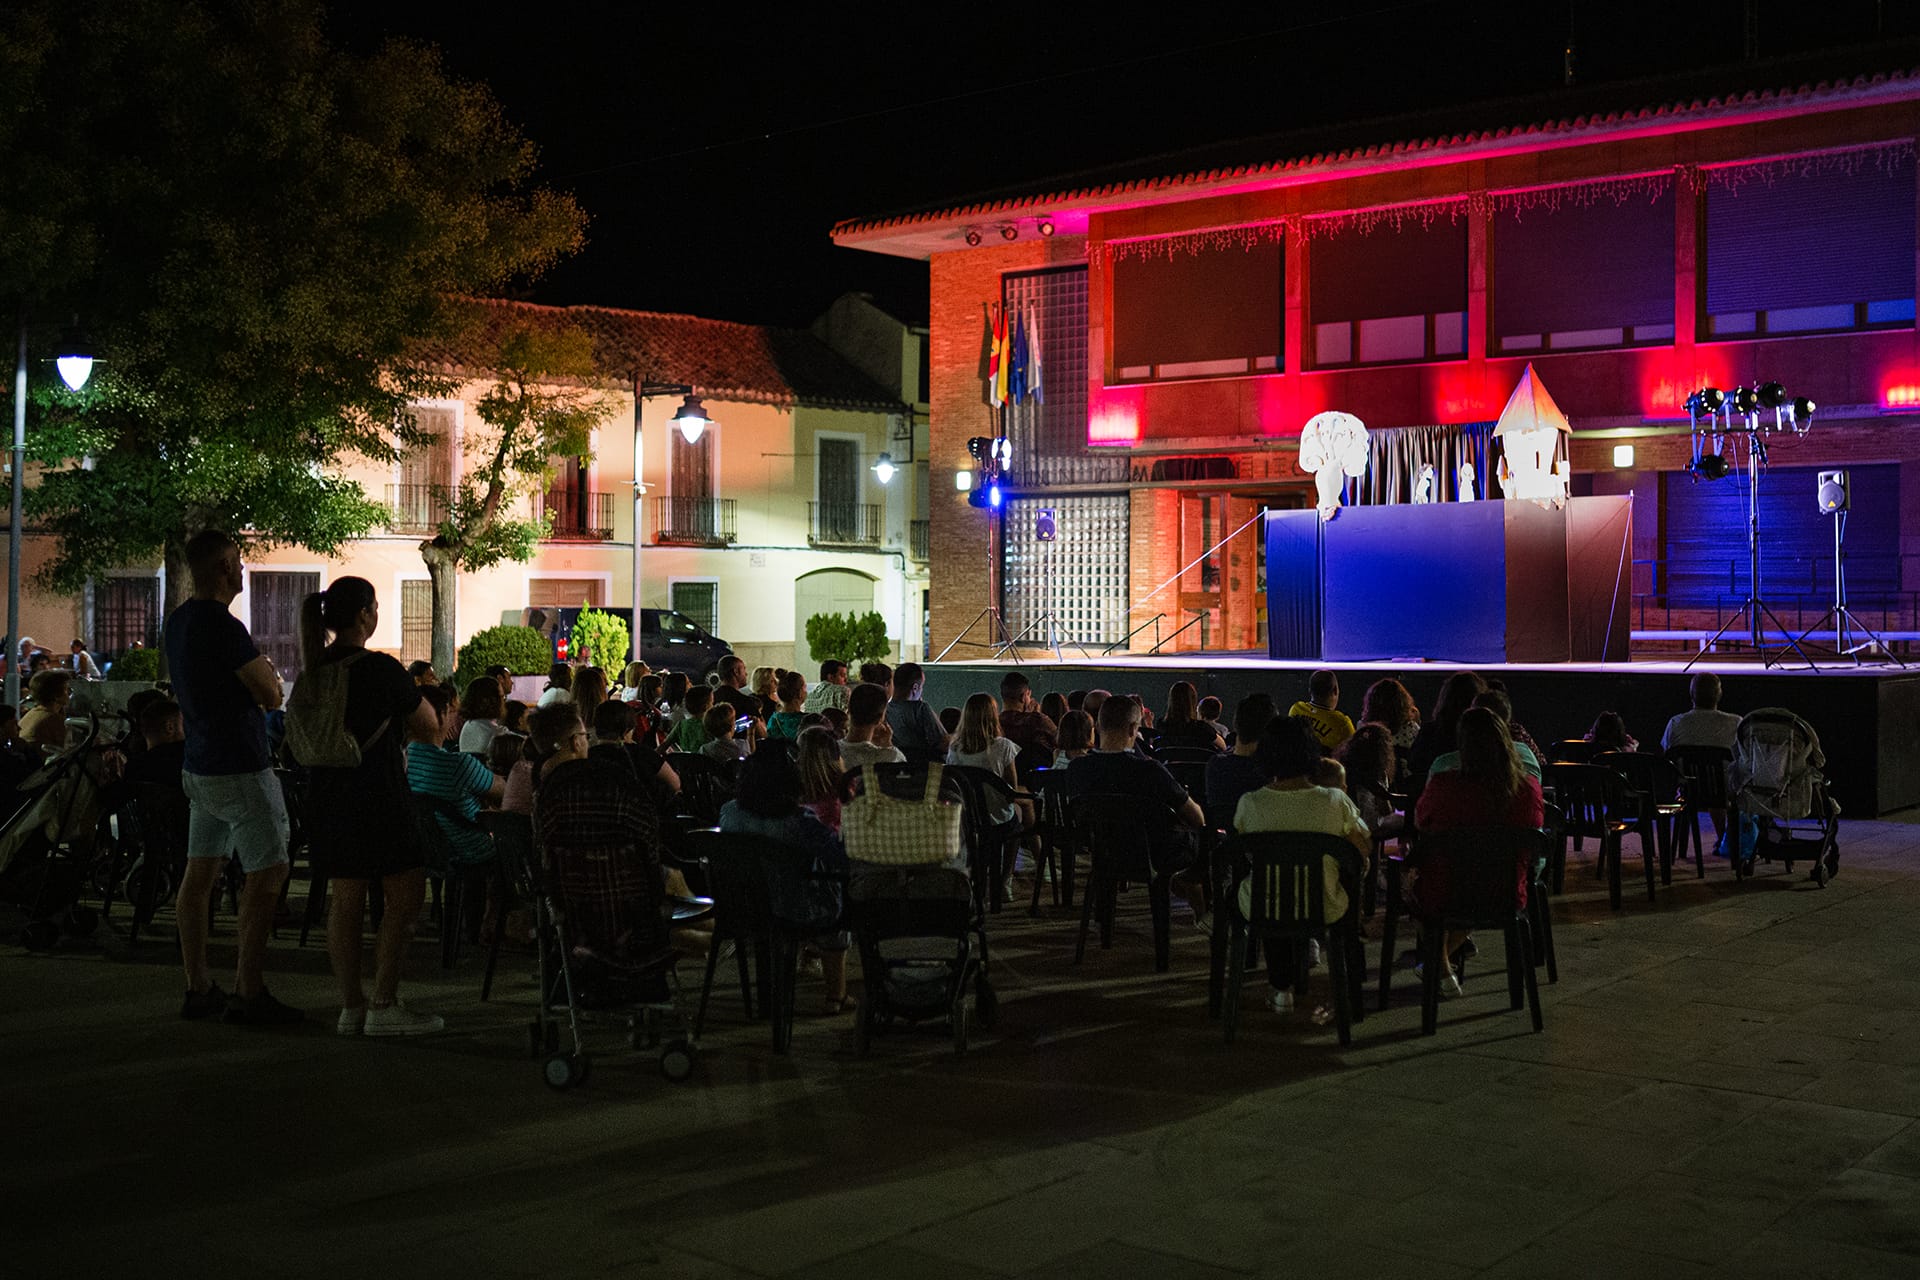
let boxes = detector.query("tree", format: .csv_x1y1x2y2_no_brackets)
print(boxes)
570,606,631,673
804,611,892,667
0,0,586,610
418,316,615,674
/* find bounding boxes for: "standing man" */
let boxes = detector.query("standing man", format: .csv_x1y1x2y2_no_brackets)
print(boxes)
801,659,851,713
163,531,300,1025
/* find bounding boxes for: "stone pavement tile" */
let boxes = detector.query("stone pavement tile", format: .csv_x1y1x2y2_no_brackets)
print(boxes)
1247,1239,1476,1280
666,1143,1127,1275
787,1242,1002,1280
1019,1240,1248,1280
1859,1121,1920,1179
1446,1118,1681,1199
1772,999,1916,1044
1363,1180,1586,1270
1706,1227,1920,1279
1551,1174,1800,1264
893,1167,1137,1275
1694,1024,1867,1077
1108,1173,1362,1271
1789,1059,1920,1118
1769,1167,1920,1257
1664,1099,1913,1191
1475,1236,1715,1279
1575,1081,1777,1144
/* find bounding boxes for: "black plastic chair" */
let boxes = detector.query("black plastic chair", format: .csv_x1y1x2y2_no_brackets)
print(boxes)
1026,767,1072,912
1397,826,1548,1035
1668,745,1734,879
1067,792,1190,972
117,782,188,947
1550,739,1594,764
661,752,737,826
476,810,533,1002
681,829,842,1055
1215,831,1366,1046
944,764,1026,915
1596,750,1686,886
409,793,498,969
1545,762,1639,908
1155,745,1218,766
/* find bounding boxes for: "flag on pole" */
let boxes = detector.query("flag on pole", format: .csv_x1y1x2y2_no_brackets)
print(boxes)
1025,304,1044,404
992,304,1011,406
984,304,1003,407
1009,307,1028,404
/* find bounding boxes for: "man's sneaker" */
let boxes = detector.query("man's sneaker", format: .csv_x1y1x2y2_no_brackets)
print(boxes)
1192,908,1214,938
222,989,306,1027
1268,988,1295,1014
337,1006,367,1036
181,983,228,1021
364,1003,445,1037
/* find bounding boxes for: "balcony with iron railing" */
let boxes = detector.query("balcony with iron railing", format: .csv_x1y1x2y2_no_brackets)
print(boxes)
534,489,614,541
386,484,451,535
651,496,736,546
910,519,930,561
808,501,883,548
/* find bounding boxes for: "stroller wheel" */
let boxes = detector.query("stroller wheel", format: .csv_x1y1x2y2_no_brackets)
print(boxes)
659,1041,696,1083
973,974,999,1031
853,996,872,1056
64,906,99,938
543,1052,589,1091
20,920,60,952
1811,857,1829,888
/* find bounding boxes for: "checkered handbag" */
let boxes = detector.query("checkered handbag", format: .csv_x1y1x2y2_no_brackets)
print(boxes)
842,763,964,867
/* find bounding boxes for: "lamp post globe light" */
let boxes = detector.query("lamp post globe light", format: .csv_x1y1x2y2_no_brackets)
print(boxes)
629,380,716,662
9,319,95,705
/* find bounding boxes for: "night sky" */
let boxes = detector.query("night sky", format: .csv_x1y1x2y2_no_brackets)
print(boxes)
328,1,1920,328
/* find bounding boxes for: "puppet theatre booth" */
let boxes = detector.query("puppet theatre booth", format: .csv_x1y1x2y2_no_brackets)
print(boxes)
1267,366,1632,664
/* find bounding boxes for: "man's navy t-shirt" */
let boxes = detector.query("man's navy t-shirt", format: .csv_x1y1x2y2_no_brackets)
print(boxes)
162,599,271,776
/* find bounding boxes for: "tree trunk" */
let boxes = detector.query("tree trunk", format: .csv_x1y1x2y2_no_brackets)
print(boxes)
422,539,458,677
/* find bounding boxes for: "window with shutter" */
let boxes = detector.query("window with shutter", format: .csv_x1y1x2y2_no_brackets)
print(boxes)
1111,239,1282,381
1494,182,1676,353
1704,147,1916,338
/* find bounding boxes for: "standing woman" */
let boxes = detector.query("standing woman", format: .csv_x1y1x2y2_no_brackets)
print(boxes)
295,578,444,1036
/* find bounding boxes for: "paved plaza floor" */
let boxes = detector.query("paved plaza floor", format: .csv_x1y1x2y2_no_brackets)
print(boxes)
6,816,1920,1278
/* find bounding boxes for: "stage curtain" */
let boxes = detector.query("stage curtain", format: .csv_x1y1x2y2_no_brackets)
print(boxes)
1352,422,1494,507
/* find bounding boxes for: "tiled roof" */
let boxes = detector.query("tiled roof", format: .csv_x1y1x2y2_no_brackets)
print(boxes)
833,66,1920,243
428,298,904,412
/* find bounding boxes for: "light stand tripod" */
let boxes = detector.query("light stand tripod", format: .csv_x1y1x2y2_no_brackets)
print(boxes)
932,606,1017,664
1794,508,1907,668
1684,385,1817,671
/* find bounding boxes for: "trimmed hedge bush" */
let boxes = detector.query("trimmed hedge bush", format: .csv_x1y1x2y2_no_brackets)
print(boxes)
571,607,629,671
453,625,551,690
106,648,162,682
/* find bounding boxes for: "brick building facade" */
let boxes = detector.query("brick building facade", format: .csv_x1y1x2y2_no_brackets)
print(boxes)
838,70,1920,658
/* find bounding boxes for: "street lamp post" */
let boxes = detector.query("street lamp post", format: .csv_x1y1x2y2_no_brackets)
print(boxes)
628,377,713,662
8,316,94,706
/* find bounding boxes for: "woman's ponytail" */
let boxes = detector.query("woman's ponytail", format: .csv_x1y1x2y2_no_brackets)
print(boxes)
299,593,328,672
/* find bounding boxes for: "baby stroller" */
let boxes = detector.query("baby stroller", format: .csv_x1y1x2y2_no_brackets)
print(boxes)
527,761,708,1089
843,763,994,1056
1729,708,1841,887
0,717,114,949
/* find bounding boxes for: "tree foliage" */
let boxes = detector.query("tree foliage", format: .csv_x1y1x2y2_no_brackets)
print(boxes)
418,314,615,671
804,611,892,666
570,606,631,672
0,0,586,600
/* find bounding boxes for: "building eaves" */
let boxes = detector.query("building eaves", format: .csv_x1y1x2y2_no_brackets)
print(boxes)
422,298,906,414
833,63,1920,247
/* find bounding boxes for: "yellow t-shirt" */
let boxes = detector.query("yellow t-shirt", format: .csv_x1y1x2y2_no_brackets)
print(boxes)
1287,701,1355,749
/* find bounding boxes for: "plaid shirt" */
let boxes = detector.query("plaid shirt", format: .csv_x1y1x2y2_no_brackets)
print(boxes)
533,758,667,963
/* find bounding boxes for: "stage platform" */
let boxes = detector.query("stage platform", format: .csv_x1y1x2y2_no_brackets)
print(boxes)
921,654,1920,817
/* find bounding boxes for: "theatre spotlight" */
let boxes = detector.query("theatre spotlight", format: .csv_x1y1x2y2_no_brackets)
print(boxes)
1000,224,1018,241
1792,395,1817,424
967,436,991,460
1689,453,1733,481
965,229,983,247
1698,386,1724,413
1757,381,1788,409
1731,385,1760,416
1037,218,1056,237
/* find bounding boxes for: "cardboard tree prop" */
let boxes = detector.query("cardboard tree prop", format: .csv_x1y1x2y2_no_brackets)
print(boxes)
1299,410,1369,519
